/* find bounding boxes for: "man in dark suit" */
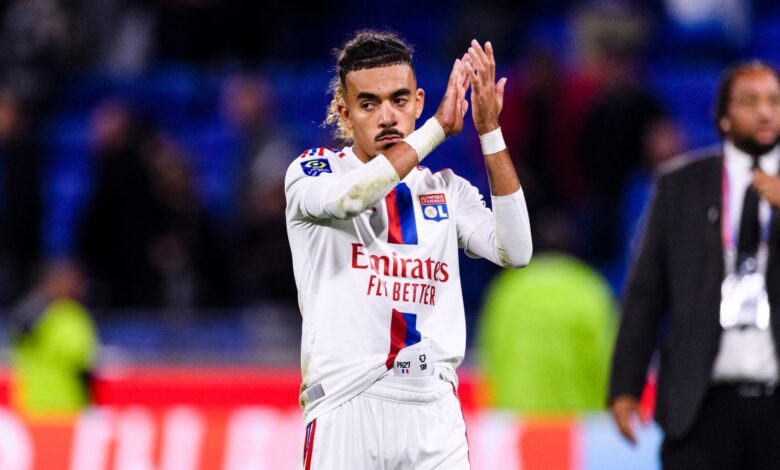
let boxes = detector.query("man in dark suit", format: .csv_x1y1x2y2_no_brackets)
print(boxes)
610,61,780,469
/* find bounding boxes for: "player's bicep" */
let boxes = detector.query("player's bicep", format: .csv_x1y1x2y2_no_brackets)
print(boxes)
285,164,336,220
285,153,344,220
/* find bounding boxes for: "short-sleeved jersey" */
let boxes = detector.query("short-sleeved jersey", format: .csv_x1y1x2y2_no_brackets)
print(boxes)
285,146,494,424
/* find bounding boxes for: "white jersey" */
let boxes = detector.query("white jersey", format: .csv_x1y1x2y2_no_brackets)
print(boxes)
285,145,531,424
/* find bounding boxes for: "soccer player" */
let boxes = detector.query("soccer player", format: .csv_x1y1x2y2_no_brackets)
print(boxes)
285,30,532,469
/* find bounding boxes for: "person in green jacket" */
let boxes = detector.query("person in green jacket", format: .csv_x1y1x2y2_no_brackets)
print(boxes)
9,259,97,418
479,212,615,413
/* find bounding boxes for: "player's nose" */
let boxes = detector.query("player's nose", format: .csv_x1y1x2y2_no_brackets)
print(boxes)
378,101,397,127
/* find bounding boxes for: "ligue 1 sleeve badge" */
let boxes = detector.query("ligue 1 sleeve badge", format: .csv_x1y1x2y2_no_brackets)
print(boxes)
419,193,449,221
301,158,332,176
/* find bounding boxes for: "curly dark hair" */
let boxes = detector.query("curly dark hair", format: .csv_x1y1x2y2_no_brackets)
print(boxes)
324,30,415,142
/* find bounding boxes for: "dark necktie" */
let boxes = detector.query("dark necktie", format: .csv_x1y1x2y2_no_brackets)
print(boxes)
737,156,761,269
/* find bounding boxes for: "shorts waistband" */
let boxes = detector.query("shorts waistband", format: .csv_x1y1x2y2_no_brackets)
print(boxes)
362,372,453,404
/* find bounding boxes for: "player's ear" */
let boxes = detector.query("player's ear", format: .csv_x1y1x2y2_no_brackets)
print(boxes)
338,101,353,131
415,88,425,119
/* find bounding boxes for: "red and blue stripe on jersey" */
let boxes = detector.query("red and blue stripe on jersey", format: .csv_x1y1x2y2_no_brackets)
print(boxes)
385,182,418,245
302,419,317,469
385,309,422,369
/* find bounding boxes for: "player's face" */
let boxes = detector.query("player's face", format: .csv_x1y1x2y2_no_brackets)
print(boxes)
339,64,424,162
721,69,780,155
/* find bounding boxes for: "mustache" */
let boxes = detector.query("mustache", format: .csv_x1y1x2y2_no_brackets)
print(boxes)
375,128,403,141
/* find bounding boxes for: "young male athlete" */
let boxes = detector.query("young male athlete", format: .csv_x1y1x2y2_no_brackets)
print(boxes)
285,30,532,469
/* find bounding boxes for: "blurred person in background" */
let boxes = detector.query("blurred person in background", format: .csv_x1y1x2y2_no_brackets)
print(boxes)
217,73,301,357
77,99,165,308
573,1,667,269
8,259,97,419
78,100,228,311
232,150,296,306
610,61,780,469
220,73,291,173
144,131,230,310
0,90,43,306
479,210,615,413
501,46,598,220
221,73,297,307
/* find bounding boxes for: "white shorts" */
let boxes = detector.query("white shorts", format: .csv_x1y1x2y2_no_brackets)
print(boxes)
301,374,470,469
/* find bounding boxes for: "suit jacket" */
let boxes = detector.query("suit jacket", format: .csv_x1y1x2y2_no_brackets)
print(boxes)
609,147,780,440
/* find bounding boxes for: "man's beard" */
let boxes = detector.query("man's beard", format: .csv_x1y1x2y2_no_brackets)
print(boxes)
731,133,780,157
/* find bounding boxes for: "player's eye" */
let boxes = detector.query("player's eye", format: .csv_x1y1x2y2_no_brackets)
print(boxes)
395,97,408,106
361,102,376,110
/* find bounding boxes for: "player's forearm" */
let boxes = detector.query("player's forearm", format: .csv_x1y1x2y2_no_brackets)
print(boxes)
484,148,521,196
293,118,450,221
383,141,427,181
318,119,446,219
312,154,401,219
322,141,425,219
490,187,532,267
465,187,532,268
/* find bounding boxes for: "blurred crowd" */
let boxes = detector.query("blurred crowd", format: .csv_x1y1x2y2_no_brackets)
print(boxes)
0,0,775,370
0,73,296,313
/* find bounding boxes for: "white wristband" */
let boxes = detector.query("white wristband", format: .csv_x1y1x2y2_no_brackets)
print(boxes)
404,117,446,162
480,127,506,155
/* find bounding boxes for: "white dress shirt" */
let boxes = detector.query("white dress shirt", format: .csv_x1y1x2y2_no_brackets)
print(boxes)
712,141,780,383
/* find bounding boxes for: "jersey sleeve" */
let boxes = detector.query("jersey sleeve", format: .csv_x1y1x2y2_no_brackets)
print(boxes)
285,148,400,221
450,172,532,268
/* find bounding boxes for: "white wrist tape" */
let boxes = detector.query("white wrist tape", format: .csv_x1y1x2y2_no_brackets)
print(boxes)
480,127,506,155
404,117,446,162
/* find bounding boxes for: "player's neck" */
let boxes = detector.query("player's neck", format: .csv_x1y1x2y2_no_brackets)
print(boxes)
352,145,375,164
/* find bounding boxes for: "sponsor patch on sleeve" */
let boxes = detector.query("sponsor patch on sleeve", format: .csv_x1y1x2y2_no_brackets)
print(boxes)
301,158,332,177
419,193,449,221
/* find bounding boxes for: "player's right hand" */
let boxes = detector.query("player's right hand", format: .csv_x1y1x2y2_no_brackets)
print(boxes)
611,395,644,445
434,58,470,138
463,39,506,136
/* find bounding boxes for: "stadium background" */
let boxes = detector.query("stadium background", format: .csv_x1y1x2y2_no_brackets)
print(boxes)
0,0,776,468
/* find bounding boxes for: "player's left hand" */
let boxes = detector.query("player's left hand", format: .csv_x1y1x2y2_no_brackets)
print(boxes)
434,58,470,137
463,39,506,135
